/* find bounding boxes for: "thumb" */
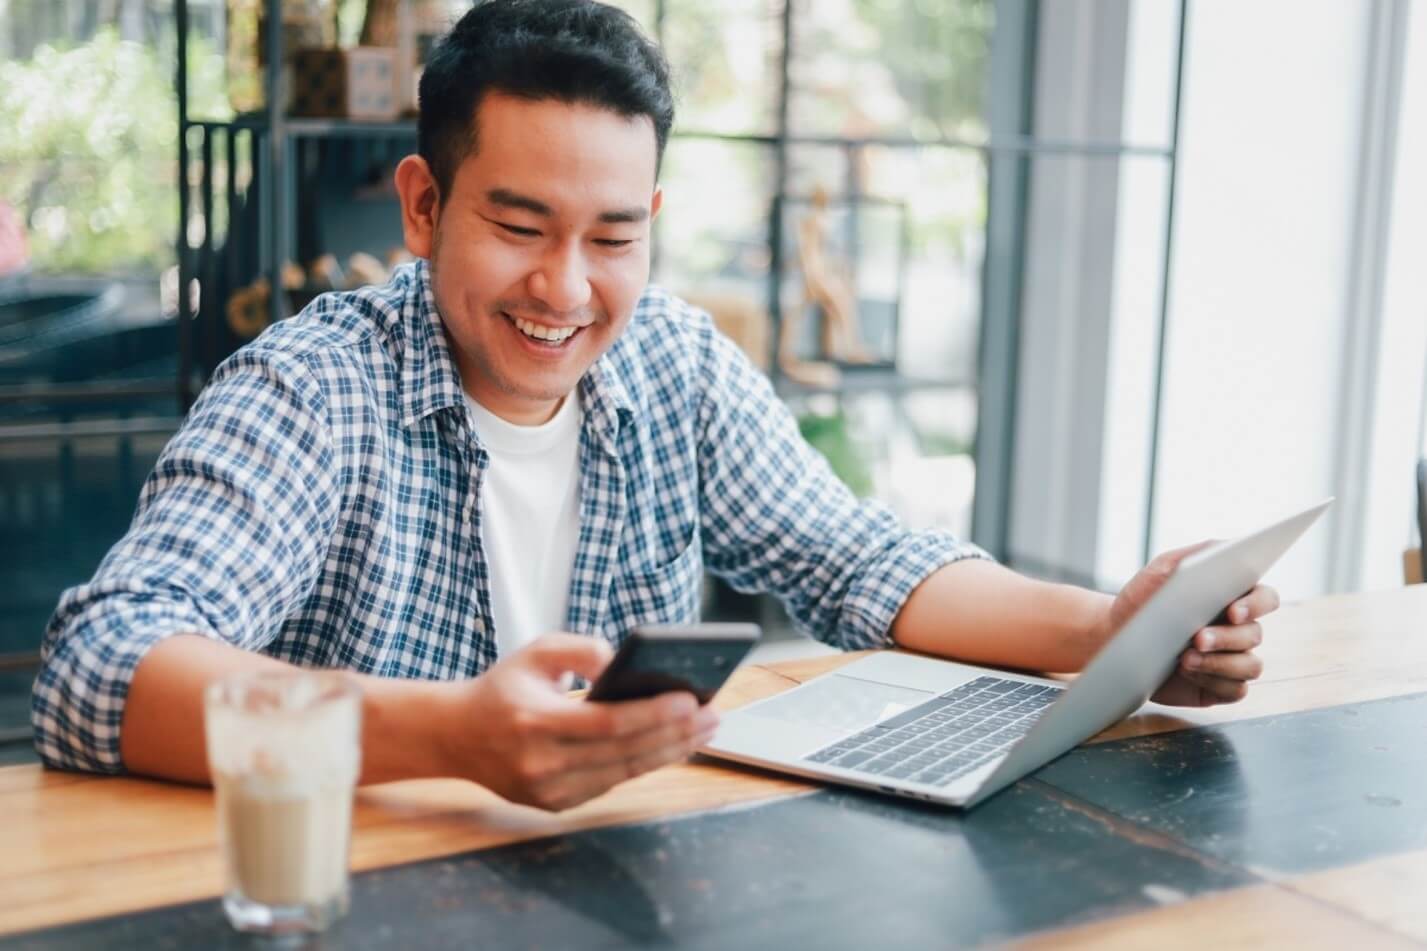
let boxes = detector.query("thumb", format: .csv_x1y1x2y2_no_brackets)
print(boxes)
1154,538,1217,567
517,633,614,683
1118,539,1219,618
1139,539,1217,586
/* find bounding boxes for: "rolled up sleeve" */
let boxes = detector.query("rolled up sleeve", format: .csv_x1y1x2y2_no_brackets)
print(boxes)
31,347,339,773
694,326,991,651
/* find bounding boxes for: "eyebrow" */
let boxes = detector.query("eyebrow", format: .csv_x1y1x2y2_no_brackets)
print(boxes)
486,188,649,225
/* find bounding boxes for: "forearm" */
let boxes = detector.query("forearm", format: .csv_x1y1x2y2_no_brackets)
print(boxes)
120,634,454,786
890,559,1112,674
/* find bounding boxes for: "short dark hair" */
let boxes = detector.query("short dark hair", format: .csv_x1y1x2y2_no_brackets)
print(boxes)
418,0,675,201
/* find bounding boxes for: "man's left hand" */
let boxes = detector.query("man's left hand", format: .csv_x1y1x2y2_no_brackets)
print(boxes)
1099,543,1281,707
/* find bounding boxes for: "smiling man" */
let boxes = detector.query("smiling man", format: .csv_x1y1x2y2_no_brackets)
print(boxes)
32,0,1276,811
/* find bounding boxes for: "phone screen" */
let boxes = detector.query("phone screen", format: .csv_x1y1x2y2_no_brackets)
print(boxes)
587,623,761,704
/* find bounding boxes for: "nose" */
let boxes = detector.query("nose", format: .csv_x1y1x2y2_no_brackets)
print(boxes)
527,239,592,314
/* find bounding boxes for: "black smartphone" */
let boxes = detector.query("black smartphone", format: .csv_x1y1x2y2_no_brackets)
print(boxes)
586,623,762,704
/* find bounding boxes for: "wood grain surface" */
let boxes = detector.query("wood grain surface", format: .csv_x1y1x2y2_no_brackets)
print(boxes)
4,584,1427,942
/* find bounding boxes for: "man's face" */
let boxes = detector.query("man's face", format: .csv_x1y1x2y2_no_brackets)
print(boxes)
412,92,662,425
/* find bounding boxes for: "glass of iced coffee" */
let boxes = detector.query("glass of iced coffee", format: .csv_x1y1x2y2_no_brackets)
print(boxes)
204,671,362,936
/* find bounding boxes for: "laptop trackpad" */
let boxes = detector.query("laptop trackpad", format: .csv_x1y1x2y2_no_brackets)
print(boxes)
750,675,934,734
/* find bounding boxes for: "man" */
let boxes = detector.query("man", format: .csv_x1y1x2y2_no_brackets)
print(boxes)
32,0,1274,812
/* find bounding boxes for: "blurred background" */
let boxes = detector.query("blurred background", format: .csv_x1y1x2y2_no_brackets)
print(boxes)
2,1,1426,761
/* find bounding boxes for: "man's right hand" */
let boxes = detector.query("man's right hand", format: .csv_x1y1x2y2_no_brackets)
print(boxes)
438,633,719,811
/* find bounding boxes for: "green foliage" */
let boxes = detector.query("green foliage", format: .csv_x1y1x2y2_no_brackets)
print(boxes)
662,0,773,134
0,28,229,274
915,428,974,458
849,0,993,139
798,410,874,497
650,0,992,275
847,0,992,260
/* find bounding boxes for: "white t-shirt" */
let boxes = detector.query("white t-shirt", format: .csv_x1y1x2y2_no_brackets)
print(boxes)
464,392,584,658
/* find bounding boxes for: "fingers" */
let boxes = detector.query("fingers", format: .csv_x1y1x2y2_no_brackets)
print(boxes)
1187,674,1249,705
537,690,703,740
468,638,725,811
1192,581,1275,652
1118,540,1221,613
519,633,614,683
1181,645,1263,681
1147,539,1218,574
586,724,716,783
559,706,720,773
520,716,719,811
1192,621,1263,654
1153,667,1251,707
1167,625,1265,707
1223,584,1280,624
1156,585,1270,707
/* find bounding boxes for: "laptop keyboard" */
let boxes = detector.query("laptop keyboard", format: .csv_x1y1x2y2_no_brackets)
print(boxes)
804,675,1063,787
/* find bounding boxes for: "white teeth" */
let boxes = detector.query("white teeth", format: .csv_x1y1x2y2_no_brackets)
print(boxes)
513,315,576,342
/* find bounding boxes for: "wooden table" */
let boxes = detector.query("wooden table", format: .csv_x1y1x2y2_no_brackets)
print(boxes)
5,585,1427,948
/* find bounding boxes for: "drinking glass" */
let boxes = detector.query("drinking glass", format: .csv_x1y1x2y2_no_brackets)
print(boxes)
204,671,362,936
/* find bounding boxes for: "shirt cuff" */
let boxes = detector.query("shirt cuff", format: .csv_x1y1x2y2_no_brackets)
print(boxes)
835,531,994,652
32,592,222,774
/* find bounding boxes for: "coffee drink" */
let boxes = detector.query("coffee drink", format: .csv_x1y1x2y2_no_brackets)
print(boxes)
205,673,362,935
214,771,355,907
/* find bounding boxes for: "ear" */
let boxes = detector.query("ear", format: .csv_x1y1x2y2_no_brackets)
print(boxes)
394,155,440,260
650,185,663,222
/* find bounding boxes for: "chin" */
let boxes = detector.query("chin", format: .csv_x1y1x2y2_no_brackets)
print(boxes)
507,376,578,403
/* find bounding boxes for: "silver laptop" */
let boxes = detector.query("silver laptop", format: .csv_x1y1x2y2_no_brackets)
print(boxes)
703,499,1332,808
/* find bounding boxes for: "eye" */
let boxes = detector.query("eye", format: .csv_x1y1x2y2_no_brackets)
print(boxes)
594,238,635,248
498,222,540,238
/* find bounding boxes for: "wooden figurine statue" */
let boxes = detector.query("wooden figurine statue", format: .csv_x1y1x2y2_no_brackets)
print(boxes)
778,184,875,387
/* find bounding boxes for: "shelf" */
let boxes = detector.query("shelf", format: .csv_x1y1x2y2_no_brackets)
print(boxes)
184,116,417,139
182,119,1169,156
774,367,973,398
0,415,182,442
0,378,177,406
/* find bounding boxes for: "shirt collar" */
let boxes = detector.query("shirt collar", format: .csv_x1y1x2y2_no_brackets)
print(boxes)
400,259,638,443
579,351,637,454
399,259,468,429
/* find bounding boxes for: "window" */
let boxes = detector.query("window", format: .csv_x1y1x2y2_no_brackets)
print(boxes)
614,0,994,538
979,0,1183,588
1,2,222,670
1003,0,1427,599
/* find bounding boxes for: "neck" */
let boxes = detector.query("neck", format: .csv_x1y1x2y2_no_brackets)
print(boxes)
466,386,564,426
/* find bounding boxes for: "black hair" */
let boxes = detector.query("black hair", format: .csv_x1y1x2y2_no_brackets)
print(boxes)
418,0,675,201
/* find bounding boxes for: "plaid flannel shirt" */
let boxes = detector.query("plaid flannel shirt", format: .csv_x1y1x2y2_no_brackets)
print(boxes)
32,260,989,772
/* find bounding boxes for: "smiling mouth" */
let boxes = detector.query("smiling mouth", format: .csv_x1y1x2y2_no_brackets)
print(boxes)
502,311,585,347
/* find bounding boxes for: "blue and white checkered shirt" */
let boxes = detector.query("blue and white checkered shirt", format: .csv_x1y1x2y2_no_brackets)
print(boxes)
32,261,988,773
